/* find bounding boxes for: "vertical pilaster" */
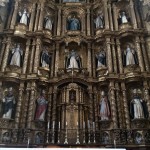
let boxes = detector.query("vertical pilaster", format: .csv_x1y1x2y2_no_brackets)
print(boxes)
116,39,123,74
135,36,145,72
10,1,19,29
109,81,118,128
87,43,92,77
55,43,59,77
22,39,31,74
111,38,117,73
52,88,57,124
1,37,11,72
34,4,40,31
104,0,110,30
57,6,62,36
27,82,36,128
33,38,41,73
112,4,118,31
0,37,7,65
106,37,113,73
15,82,24,128
130,0,137,29
87,7,91,36
108,2,113,31
29,39,36,74
38,2,45,30
121,82,130,129
140,37,150,72
29,4,36,31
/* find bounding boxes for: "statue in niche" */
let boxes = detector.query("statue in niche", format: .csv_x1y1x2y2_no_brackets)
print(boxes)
40,47,51,69
44,16,53,30
96,50,106,68
123,44,138,66
69,89,76,103
35,90,48,121
99,91,110,120
135,132,142,144
2,132,10,143
102,132,109,144
130,89,148,119
94,12,104,29
67,15,80,30
35,132,43,144
2,87,16,119
66,49,82,69
8,43,23,67
118,11,130,25
18,8,30,25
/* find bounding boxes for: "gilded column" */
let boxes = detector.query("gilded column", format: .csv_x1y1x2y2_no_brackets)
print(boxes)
108,2,113,31
129,0,137,29
15,82,24,128
87,43,92,77
82,15,86,35
27,82,36,128
143,81,150,118
21,83,30,128
0,37,6,65
62,14,66,35
52,88,57,124
33,38,41,73
87,7,91,36
103,0,110,30
38,2,45,30
57,6,62,36
115,83,123,128
55,43,59,77
112,4,118,31
29,4,36,31
109,81,118,128
22,39,31,74
47,86,53,122
34,4,40,31
135,36,145,72
51,45,55,77
29,39,36,74
111,38,117,73
10,1,19,29
1,37,11,72
116,39,123,74
121,83,130,129
106,37,113,73
140,37,150,72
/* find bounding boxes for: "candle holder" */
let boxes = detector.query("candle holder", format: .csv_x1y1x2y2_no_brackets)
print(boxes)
46,130,49,143
88,130,91,144
93,130,96,143
83,129,86,144
76,128,80,144
57,129,60,144
64,128,68,144
51,129,55,144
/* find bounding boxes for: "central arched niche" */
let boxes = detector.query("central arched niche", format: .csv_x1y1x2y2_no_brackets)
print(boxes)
56,82,88,143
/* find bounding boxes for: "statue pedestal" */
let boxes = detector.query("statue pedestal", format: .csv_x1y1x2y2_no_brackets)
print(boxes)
14,23,27,37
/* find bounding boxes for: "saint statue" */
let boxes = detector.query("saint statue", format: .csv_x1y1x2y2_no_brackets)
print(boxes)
35,132,43,144
67,15,80,30
35,90,48,121
94,13,104,29
130,89,148,119
96,50,106,68
2,132,10,143
118,11,130,25
44,16,53,30
40,47,51,68
99,91,110,120
9,43,23,67
66,49,82,69
2,87,16,119
18,8,30,25
123,44,138,66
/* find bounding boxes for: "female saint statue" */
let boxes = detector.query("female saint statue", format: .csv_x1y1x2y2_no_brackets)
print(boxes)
18,8,30,25
9,43,23,67
35,90,48,121
96,50,106,68
99,91,110,120
44,16,53,30
94,13,104,29
68,15,80,30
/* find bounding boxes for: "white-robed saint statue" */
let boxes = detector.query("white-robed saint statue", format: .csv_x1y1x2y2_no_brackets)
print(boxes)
66,50,81,69
18,8,30,25
44,16,53,30
130,89,148,119
99,91,110,120
94,13,104,29
123,44,138,66
9,44,23,67
2,87,16,119
96,50,106,68
68,15,80,30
